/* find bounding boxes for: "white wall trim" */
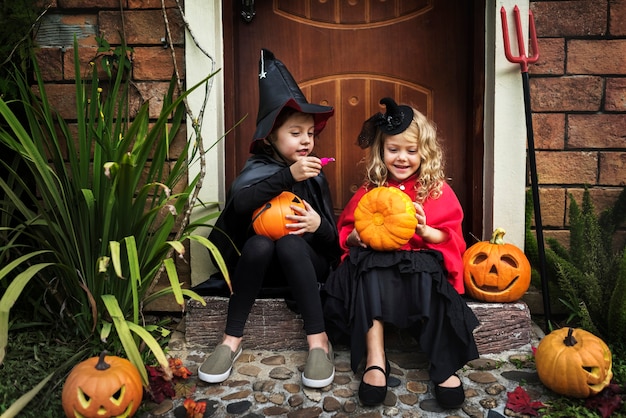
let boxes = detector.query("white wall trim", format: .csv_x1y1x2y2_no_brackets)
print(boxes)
185,1,224,285
485,0,529,247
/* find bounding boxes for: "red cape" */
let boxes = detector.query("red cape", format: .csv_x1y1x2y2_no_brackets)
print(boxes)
336,180,467,294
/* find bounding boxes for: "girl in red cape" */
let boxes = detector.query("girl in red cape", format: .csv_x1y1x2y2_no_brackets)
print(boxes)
324,98,479,409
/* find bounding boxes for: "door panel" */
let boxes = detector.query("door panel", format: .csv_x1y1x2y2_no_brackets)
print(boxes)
222,0,483,238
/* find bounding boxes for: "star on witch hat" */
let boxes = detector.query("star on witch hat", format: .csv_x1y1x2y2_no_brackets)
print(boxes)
250,48,334,153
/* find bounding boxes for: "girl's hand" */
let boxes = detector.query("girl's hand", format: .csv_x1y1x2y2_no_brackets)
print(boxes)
285,199,321,234
289,157,322,182
413,202,447,244
346,229,367,248
414,202,427,236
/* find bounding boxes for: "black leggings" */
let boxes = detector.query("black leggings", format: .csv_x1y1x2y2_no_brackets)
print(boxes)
225,234,329,337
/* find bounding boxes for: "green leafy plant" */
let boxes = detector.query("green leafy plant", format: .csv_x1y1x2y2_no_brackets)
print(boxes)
525,186,626,344
0,0,44,100
0,325,85,417
0,36,230,394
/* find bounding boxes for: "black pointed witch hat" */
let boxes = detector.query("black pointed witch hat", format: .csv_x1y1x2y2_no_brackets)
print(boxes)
250,48,334,153
357,97,414,148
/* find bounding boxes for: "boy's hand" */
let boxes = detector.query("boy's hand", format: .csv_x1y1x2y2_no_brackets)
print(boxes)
285,199,321,234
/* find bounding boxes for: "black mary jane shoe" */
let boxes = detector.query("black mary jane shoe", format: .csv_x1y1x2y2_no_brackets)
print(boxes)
434,375,465,409
358,360,390,406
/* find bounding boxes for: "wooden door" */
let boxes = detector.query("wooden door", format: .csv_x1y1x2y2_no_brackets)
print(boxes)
223,0,484,239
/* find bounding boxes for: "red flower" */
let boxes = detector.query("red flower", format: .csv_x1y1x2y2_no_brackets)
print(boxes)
506,386,546,416
146,364,176,403
169,357,193,379
184,398,207,418
145,357,192,403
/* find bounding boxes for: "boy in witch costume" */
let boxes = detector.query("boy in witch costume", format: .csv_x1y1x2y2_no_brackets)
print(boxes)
200,49,341,388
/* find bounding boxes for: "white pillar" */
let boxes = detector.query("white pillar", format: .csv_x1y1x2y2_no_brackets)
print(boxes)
185,1,224,286
483,0,529,248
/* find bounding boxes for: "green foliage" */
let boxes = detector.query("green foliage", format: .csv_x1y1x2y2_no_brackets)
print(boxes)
541,398,606,418
525,187,626,344
608,250,626,336
0,36,230,392
0,0,42,100
0,326,85,417
611,342,626,382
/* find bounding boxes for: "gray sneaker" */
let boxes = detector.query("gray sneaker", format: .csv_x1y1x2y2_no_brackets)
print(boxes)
302,341,335,388
198,344,242,383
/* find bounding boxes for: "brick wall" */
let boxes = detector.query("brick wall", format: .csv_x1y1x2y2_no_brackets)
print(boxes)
530,0,626,249
33,0,192,300
35,0,185,120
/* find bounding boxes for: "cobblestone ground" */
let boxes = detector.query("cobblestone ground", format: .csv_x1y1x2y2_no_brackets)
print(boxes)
138,323,555,418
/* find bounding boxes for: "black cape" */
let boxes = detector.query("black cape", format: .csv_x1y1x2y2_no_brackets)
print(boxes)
204,154,340,294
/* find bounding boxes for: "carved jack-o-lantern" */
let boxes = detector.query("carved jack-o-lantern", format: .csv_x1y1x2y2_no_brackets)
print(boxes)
252,191,306,240
535,328,613,398
462,228,531,302
62,351,143,418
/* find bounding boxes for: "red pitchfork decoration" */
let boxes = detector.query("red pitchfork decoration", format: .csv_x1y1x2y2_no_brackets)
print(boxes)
501,6,551,330
501,6,539,73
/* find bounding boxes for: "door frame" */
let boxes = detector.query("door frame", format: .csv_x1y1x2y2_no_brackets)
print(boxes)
186,0,530,285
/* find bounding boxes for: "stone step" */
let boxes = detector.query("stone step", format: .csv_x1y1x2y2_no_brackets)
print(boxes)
185,297,533,355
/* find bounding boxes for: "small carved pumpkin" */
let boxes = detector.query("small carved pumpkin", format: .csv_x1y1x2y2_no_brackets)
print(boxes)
252,191,306,240
535,328,613,398
62,351,144,418
354,186,417,251
462,228,531,302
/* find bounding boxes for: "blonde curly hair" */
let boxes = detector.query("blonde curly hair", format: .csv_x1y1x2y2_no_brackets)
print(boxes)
363,107,445,203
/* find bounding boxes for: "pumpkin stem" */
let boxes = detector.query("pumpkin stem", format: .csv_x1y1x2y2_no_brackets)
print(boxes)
490,228,506,245
563,328,578,347
95,351,111,371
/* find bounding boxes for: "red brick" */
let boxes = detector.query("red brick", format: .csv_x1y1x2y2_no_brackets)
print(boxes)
599,152,626,186
529,38,564,76
99,9,184,45
58,0,124,7
568,187,626,217
33,84,78,120
533,113,565,149
532,187,566,227
132,47,185,81
128,0,181,8
531,1,607,37
610,0,626,36
568,40,626,75
535,151,598,185
543,229,570,250
568,114,626,149
530,76,602,112
62,47,119,81
133,82,179,119
605,78,626,111
158,123,187,160
36,48,64,82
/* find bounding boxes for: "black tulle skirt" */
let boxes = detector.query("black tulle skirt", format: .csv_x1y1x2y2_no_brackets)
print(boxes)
323,247,480,384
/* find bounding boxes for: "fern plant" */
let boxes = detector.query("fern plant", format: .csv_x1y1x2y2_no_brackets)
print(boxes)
525,187,626,344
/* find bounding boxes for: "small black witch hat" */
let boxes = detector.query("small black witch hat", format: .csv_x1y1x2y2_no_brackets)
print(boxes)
357,97,414,148
251,48,334,153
